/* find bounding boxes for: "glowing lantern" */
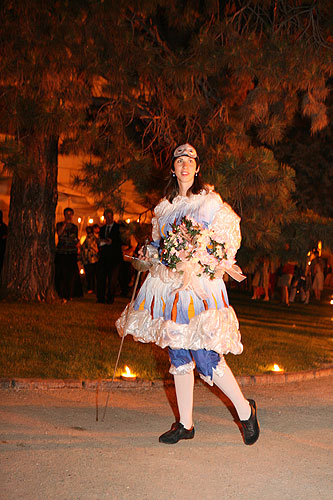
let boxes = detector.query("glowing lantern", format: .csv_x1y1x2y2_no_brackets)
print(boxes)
88,218,94,224
126,218,131,224
121,365,137,380
100,215,105,222
78,217,82,223
80,268,85,275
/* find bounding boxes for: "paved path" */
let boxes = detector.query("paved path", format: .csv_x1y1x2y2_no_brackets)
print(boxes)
1,375,332,500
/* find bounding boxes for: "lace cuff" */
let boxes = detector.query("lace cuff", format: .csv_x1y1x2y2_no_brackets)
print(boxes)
199,356,227,386
169,361,196,376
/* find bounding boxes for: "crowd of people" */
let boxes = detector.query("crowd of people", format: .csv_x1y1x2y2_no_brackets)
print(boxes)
55,207,138,303
250,250,331,306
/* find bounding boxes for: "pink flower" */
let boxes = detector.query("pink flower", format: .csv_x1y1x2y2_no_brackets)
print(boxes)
177,249,189,260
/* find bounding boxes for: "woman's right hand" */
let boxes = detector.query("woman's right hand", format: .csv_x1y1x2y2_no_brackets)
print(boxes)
138,246,149,261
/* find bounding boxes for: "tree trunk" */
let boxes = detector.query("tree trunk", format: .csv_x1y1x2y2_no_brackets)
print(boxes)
2,135,59,301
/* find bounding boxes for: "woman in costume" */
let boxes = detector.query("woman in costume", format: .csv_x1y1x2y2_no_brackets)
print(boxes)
116,143,260,445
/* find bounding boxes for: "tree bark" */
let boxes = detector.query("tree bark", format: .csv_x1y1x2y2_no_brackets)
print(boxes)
2,135,59,301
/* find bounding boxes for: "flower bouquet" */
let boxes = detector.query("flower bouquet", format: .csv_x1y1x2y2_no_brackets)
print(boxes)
161,216,232,280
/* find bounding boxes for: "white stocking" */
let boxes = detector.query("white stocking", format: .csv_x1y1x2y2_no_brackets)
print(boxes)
212,364,251,421
174,371,194,430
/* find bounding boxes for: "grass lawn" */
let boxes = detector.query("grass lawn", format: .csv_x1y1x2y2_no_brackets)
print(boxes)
1,290,332,380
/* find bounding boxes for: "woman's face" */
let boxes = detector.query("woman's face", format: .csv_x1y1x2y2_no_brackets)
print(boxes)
173,156,198,185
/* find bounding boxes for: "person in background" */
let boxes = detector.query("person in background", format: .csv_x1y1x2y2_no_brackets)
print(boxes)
251,262,261,300
277,260,295,307
324,264,333,288
80,225,99,293
311,250,325,301
303,262,312,304
261,257,270,301
55,207,83,301
0,210,8,281
97,209,123,304
92,224,100,250
289,265,302,303
251,257,270,301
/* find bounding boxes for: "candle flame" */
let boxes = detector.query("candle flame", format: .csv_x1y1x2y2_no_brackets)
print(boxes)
121,365,136,378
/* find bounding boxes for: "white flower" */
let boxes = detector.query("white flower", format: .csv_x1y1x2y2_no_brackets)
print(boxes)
162,215,229,280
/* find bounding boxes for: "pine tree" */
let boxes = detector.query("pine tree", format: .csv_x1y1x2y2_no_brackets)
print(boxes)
0,0,100,300
81,0,331,261
273,103,333,219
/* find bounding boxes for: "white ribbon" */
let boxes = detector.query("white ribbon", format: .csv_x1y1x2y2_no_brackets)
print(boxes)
171,261,246,300
224,264,246,282
173,261,209,299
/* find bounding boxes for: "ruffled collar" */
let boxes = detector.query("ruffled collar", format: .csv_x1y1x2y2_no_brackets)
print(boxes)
154,189,215,219
173,192,203,204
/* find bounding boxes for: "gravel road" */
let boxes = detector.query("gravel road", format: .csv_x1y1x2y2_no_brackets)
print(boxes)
1,375,332,500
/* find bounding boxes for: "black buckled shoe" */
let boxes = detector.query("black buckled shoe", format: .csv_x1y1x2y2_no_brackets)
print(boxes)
159,422,195,444
240,399,260,446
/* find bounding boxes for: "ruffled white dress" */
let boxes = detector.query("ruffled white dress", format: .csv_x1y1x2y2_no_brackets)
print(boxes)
116,189,243,364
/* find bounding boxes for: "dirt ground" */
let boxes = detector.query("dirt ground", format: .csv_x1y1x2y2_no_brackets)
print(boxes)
0,375,332,500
